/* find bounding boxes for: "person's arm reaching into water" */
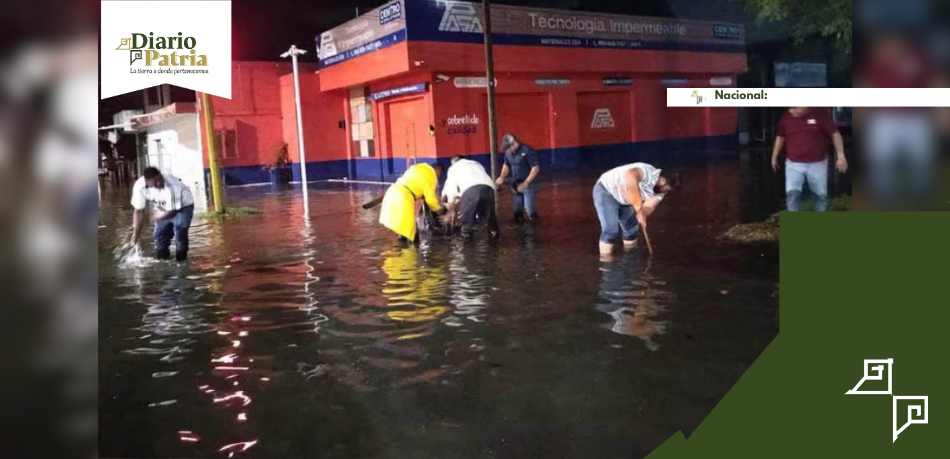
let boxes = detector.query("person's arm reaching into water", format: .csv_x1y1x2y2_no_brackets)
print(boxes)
423,179,442,214
495,162,510,187
622,169,649,228
130,180,147,244
131,209,144,243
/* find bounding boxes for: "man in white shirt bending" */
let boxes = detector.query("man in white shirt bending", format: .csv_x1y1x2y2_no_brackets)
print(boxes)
130,167,196,261
594,163,675,255
442,156,500,240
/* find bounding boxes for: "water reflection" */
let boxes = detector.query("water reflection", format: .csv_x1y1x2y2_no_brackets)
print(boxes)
596,253,673,351
122,270,211,366
100,172,780,459
445,240,494,327
381,247,450,324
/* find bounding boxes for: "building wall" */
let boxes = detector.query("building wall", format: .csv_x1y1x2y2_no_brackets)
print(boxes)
427,72,738,172
199,62,315,186
141,113,208,209
278,73,350,181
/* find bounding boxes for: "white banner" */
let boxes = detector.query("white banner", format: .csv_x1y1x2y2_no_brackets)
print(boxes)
667,88,950,107
100,1,232,100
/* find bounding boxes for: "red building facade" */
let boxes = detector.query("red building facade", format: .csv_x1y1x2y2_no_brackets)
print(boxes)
315,0,748,182
192,1,748,186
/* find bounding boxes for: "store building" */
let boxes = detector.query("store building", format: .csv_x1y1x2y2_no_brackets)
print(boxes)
315,0,747,182
117,1,748,191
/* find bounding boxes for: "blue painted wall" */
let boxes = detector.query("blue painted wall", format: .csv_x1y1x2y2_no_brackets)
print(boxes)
207,134,737,187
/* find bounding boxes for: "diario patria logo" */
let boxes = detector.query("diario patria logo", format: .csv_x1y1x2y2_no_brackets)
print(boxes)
845,358,929,443
100,1,231,100
116,33,209,74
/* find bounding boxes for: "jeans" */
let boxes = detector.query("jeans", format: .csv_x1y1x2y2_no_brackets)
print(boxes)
460,185,499,239
593,182,639,244
154,205,194,261
786,160,828,212
511,180,538,220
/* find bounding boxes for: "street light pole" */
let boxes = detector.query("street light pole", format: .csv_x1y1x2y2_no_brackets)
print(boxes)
281,44,310,215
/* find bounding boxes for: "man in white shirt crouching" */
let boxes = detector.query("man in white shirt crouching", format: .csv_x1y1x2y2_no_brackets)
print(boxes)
442,156,500,240
130,167,196,261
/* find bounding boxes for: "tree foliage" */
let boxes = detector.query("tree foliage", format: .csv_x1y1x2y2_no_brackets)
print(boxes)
746,0,852,52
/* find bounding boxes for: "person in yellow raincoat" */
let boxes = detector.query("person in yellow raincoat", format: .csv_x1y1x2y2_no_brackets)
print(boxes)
379,163,444,242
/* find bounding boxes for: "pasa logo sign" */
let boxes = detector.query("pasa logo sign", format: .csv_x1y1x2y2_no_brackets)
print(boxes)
437,0,483,33
591,108,616,129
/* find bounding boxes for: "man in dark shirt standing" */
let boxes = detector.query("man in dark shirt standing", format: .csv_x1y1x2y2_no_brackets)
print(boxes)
495,134,541,223
771,107,848,212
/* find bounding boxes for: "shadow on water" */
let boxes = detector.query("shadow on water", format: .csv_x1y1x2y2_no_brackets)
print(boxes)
99,159,780,459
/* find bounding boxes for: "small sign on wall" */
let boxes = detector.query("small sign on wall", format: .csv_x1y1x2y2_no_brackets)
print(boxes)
369,83,427,101
454,77,497,88
603,77,633,87
535,78,571,87
662,78,689,86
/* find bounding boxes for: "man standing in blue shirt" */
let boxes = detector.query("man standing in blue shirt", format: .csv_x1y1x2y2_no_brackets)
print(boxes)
495,134,541,223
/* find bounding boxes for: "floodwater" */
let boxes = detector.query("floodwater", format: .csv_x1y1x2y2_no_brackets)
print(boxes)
99,157,782,459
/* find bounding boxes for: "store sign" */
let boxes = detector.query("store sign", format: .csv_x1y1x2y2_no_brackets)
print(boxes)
442,114,480,135
603,77,633,86
453,77,497,88
317,0,407,68
369,83,427,101
535,78,571,86
712,24,741,40
411,0,745,53
591,108,616,129
379,1,403,25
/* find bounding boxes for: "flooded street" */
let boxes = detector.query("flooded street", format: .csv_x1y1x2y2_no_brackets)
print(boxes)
99,158,781,459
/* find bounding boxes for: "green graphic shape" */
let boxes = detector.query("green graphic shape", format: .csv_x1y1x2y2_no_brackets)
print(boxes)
648,212,948,458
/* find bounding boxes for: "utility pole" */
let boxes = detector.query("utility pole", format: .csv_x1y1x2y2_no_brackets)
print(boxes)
483,0,499,180
281,45,310,215
482,0,500,210
200,92,225,213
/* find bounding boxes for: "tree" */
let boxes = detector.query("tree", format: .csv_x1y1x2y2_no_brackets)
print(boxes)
746,0,852,53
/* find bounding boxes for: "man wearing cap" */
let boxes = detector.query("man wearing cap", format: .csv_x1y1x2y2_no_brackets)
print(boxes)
495,134,541,223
